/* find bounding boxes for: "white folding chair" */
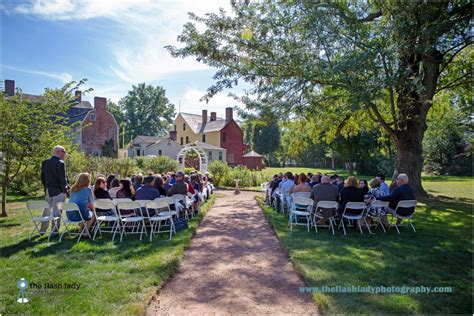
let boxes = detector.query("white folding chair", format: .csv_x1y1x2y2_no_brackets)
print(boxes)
290,192,311,211
170,194,190,219
58,202,91,242
288,197,314,232
313,201,339,235
338,202,371,235
26,200,60,241
116,202,146,242
146,200,176,242
366,200,390,233
389,200,417,234
93,200,120,241
112,198,133,205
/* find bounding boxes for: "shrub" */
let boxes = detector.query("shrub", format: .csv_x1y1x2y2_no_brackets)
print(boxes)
208,160,230,186
141,156,179,174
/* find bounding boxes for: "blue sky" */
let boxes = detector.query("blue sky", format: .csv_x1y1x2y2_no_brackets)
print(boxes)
1,0,244,117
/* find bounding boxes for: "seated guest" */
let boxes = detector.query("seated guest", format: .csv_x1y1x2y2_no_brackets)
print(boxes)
309,174,321,188
366,178,386,218
359,179,369,196
108,179,121,198
280,172,295,210
377,173,415,225
93,176,111,200
135,176,160,200
310,175,340,224
116,179,135,199
376,173,390,196
106,174,116,190
167,171,188,196
169,174,177,185
133,174,143,192
336,176,345,194
68,173,96,236
339,176,364,216
290,173,311,194
153,175,167,196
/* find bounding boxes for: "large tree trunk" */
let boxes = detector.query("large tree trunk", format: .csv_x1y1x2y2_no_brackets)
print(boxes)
395,129,427,197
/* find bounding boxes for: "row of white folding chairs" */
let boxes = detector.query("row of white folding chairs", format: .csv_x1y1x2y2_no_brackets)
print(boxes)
287,198,417,235
26,199,177,243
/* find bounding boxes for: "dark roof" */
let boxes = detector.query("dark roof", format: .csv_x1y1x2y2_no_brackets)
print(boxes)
132,136,163,145
243,150,264,157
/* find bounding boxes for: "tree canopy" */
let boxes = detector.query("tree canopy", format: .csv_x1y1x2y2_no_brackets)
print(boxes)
119,83,175,141
167,0,472,195
0,82,81,216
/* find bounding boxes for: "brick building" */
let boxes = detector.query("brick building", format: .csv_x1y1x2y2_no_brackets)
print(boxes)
3,80,119,157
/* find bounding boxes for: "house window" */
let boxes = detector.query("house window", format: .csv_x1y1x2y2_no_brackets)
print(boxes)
158,150,162,156
222,132,226,142
174,125,177,131
108,128,115,139
219,152,223,160
136,149,140,156
186,136,189,144
180,137,183,145
202,134,206,142
90,113,96,121
208,151,213,161
183,123,186,131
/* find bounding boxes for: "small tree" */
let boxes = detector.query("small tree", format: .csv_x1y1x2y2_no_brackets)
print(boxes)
1,82,81,216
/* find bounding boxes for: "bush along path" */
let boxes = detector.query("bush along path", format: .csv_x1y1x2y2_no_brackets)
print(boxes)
147,191,317,315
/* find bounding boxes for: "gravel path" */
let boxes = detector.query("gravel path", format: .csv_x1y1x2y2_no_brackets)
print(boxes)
147,190,318,315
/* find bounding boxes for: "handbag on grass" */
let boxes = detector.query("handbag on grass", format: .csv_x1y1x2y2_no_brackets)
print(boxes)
173,218,189,232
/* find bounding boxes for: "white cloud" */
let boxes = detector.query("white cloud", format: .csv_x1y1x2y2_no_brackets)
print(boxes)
8,0,247,116
3,65,72,84
11,0,233,83
179,87,244,118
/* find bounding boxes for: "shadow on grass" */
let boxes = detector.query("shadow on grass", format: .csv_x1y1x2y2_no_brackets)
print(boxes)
257,196,473,314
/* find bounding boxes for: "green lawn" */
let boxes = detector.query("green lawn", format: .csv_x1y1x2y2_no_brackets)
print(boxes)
0,195,219,315
257,177,473,314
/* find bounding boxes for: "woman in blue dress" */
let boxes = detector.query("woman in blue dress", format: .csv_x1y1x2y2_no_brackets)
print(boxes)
69,173,96,236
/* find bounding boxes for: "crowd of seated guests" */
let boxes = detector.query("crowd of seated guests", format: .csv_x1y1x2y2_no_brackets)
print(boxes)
65,170,215,237
267,171,416,230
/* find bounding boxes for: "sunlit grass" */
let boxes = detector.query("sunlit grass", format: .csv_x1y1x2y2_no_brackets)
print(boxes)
0,195,219,314
257,177,473,314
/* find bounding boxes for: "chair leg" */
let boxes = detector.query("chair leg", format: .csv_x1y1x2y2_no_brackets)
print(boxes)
364,218,373,234
409,221,416,232
330,218,335,235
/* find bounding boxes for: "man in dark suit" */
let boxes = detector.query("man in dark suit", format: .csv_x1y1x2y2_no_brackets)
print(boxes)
40,145,69,235
378,173,416,225
310,176,340,223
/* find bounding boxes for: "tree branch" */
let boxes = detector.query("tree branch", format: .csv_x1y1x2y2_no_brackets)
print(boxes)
439,42,471,74
381,53,398,130
435,73,471,94
335,114,351,137
367,102,396,139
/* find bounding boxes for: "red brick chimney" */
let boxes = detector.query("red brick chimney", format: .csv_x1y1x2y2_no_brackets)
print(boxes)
5,80,15,96
169,130,177,141
210,112,217,121
202,109,208,124
225,107,233,122
94,97,107,112
75,91,82,102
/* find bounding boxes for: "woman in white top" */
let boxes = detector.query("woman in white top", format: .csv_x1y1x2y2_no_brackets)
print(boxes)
108,178,121,198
